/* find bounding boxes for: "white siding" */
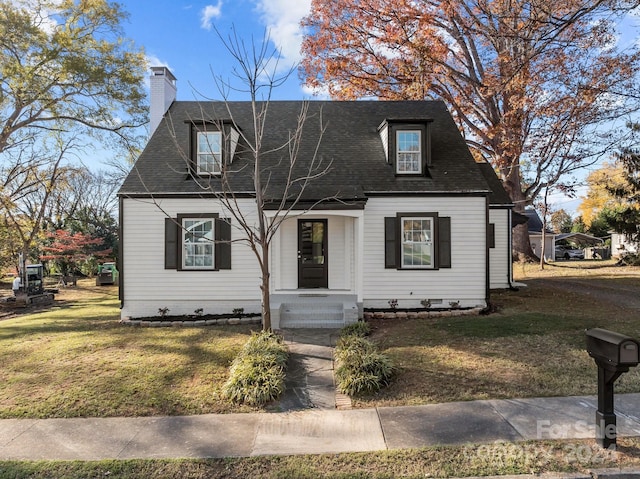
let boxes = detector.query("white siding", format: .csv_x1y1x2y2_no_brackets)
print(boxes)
529,233,555,261
379,124,389,162
611,233,638,257
362,197,487,309
489,208,511,289
121,196,490,317
121,197,262,318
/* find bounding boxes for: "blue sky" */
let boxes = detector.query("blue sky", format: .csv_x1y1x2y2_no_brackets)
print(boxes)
121,1,312,101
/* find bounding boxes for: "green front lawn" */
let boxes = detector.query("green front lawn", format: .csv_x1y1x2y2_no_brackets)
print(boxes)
0,280,260,418
1,262,640,418
354,261,640,407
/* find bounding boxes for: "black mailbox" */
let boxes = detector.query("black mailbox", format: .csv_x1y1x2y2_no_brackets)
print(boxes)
586,328,640,367
585,328,640,449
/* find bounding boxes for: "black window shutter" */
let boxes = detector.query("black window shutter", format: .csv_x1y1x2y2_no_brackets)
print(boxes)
215,218,232,270
438,217,451,268
165,218,178,269
384,217,398,269
488,223,496,249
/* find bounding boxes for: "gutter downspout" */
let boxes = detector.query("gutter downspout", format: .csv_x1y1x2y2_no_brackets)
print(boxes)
507,207,518,291
118,196,124,310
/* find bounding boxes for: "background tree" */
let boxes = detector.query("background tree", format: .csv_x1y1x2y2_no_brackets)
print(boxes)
549,209,573,234
300,0,640,256
0,0,146,273
606,122,640,248
41,229,110,278
0,133,80,272
577,162,628,228
0,0,147,157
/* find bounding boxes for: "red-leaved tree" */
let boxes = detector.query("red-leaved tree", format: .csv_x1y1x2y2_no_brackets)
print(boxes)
41,230,111,277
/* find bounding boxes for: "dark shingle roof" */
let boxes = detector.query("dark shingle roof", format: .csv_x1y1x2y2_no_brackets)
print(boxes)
119,101,491,200
477,161,513,205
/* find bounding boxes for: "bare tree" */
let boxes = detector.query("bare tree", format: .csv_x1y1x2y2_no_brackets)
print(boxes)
160,30,332,331
0,132,81,271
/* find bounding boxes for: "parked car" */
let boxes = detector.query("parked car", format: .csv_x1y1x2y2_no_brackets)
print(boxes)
555,245,585,260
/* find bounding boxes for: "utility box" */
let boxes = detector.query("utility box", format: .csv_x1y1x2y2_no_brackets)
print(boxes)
96,262,118,286
586,328,640,367
585,328,640,449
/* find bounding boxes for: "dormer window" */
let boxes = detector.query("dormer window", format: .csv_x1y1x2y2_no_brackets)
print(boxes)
396,130,422,174
197,131,222,175
190,121,240,176
378,119,432,176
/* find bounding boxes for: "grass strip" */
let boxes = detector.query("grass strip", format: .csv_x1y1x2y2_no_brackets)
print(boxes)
1,437,638,478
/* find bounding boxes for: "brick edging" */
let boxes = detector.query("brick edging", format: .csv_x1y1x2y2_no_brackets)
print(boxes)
119,317,262,327
363,307,483,320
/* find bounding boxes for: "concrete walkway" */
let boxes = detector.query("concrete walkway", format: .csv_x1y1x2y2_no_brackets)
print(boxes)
1,394,640,461
275,329,341,411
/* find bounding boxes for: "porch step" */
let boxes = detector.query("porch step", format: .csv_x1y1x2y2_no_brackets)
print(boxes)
279,302,357,329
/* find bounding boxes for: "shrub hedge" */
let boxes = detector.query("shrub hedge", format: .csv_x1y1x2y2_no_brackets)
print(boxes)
222,331,288,406
335,321,394,396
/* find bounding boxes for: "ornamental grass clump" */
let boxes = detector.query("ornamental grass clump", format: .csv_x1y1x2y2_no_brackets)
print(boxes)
223,331,288,406
335,323,394,396
340,320,371,338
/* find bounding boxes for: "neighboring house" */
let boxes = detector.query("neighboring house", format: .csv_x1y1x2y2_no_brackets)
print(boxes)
526,207,605,260
525,208,556,261
610,232,638,257
117,67,513,328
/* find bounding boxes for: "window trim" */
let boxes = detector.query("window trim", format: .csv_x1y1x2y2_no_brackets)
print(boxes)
395,130,422,175
387,123,429,176
400,215,435,269
180,214,216,270
164,214,231,271
384,212,451,270
196,131,222,175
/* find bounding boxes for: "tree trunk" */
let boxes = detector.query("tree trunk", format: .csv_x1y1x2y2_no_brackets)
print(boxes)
501,161,536,260
260,245,272,331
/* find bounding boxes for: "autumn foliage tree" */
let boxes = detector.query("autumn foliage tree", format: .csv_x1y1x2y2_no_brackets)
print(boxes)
300,0,640,256
577,162,629,228
41,230,111,278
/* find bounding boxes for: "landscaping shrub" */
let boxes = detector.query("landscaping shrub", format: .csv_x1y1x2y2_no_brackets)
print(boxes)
222,331,288,406
335,323,394,396
340,320,371,338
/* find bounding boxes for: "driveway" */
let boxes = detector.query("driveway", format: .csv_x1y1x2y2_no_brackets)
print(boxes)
531,276,640,310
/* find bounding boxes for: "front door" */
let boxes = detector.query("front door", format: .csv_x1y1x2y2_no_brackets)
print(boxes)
298,219,328,288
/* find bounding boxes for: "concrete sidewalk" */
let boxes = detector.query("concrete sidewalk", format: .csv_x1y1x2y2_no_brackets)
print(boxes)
1,394,640,461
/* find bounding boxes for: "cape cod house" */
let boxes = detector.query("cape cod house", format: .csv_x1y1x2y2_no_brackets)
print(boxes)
117,67,514,328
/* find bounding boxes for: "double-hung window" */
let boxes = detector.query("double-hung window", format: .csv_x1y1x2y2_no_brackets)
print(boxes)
197,131,222,175
385,213,451,270
396,130,422,174
401,216,434,268
164,213,232,271
182,217,214,269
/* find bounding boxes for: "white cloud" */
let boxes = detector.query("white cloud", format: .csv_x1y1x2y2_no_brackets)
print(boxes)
254,0,312,66
301,83,329,99
145,54,171,70
143,55,173,89
201,2,223,30
8,0,62,35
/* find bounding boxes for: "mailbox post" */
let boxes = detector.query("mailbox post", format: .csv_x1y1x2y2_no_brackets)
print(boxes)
585,328,640,449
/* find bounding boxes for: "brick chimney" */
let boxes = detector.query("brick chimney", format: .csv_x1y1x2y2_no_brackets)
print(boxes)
149,66,177,136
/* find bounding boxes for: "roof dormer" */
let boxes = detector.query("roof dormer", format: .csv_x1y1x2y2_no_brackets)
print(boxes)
378,118,433,176
188,120,240,176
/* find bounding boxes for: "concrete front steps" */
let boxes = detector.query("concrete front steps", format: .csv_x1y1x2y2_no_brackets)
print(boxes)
274,294,359,329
